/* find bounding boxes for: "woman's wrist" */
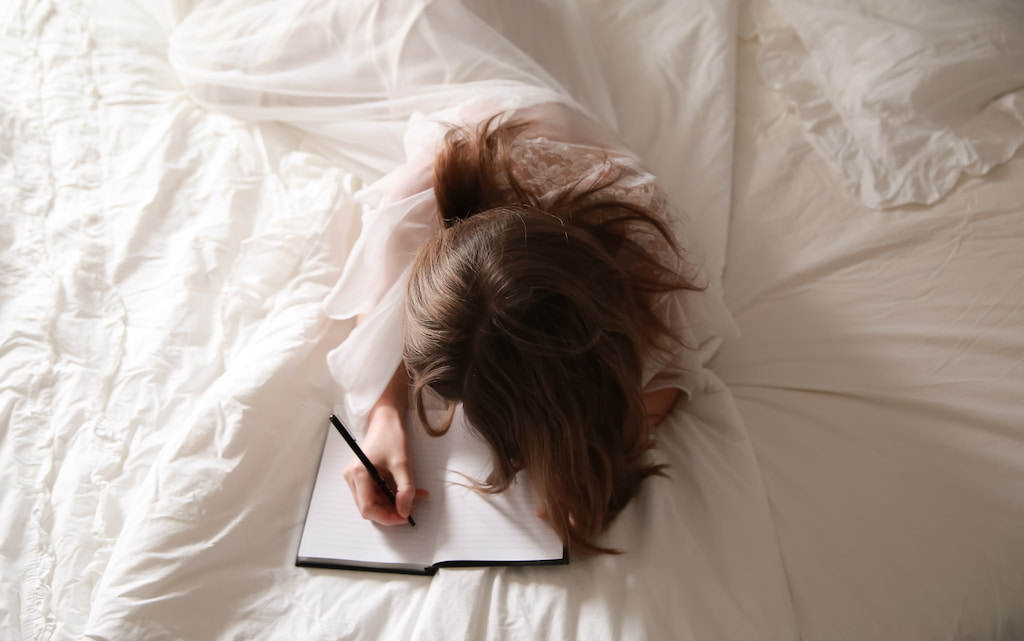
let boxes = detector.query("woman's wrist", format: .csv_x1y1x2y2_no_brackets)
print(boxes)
367,403,404,433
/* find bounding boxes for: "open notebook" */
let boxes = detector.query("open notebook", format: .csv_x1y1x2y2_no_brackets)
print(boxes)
296,408,568,575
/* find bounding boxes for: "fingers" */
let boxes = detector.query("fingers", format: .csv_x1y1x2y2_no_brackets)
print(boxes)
343,459,426,526
390,461,416,519
361,497,409,527
388,457,430,516
343,462,401,525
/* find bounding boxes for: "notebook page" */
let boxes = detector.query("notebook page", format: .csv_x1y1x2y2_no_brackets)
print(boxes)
296,420,449,568
432,407,564,564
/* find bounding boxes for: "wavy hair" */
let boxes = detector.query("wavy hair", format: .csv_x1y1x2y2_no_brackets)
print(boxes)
403,115,699,555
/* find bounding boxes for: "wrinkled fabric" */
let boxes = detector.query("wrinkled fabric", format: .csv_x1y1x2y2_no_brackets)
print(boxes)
717,36,1024,641
750,0,1024,208
3,1,801,641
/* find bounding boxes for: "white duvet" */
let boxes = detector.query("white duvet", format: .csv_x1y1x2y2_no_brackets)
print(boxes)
717,32,1024,641
2,1,799,640
4,0,1023,639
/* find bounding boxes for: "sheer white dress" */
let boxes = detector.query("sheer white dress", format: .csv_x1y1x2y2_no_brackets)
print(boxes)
168,0,736,432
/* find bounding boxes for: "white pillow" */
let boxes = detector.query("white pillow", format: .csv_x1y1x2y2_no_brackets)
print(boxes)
752,0,1024,208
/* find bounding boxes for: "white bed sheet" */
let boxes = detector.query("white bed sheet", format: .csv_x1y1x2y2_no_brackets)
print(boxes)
713,33,1024,641
1,1,800,640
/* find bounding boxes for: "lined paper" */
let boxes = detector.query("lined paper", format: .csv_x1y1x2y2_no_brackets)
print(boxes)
296,410,563,572
296,424,446,568
433,409,563,563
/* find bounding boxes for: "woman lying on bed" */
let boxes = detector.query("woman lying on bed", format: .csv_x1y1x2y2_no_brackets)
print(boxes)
329,99,712,556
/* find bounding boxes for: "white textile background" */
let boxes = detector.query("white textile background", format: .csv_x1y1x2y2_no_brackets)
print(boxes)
715,36,1024,641
1,1,799,640
5,0,1021,640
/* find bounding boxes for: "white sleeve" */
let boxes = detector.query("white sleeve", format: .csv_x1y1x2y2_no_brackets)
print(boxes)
636,187,739,399
643,286,738,399
322,121,441,434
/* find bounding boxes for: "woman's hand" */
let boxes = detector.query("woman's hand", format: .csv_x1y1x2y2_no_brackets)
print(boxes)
342,406,427,525
342,361,427,526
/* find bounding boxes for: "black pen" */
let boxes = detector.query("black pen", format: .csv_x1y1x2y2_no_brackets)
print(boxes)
330,414,415,527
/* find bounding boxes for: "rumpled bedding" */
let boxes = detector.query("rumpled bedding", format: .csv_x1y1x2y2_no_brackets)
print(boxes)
749,0,1024,209
3,1,361,637
3,1,801,640
715,33,1024,641
4,0,1023,639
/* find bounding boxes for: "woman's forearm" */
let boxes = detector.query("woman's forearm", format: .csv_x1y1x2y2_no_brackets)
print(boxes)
370,365,409,425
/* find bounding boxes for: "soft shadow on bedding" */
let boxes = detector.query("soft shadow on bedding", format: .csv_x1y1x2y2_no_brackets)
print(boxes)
713,39,1024,641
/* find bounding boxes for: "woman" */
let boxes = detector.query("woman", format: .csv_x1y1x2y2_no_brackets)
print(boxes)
169,0,727,555
335,103,705,555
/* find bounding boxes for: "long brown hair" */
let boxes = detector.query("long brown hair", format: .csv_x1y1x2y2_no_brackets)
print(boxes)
403,115,699,555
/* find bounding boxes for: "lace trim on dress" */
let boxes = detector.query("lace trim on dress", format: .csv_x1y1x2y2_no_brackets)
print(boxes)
508,136,687,277
504,135,699,392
